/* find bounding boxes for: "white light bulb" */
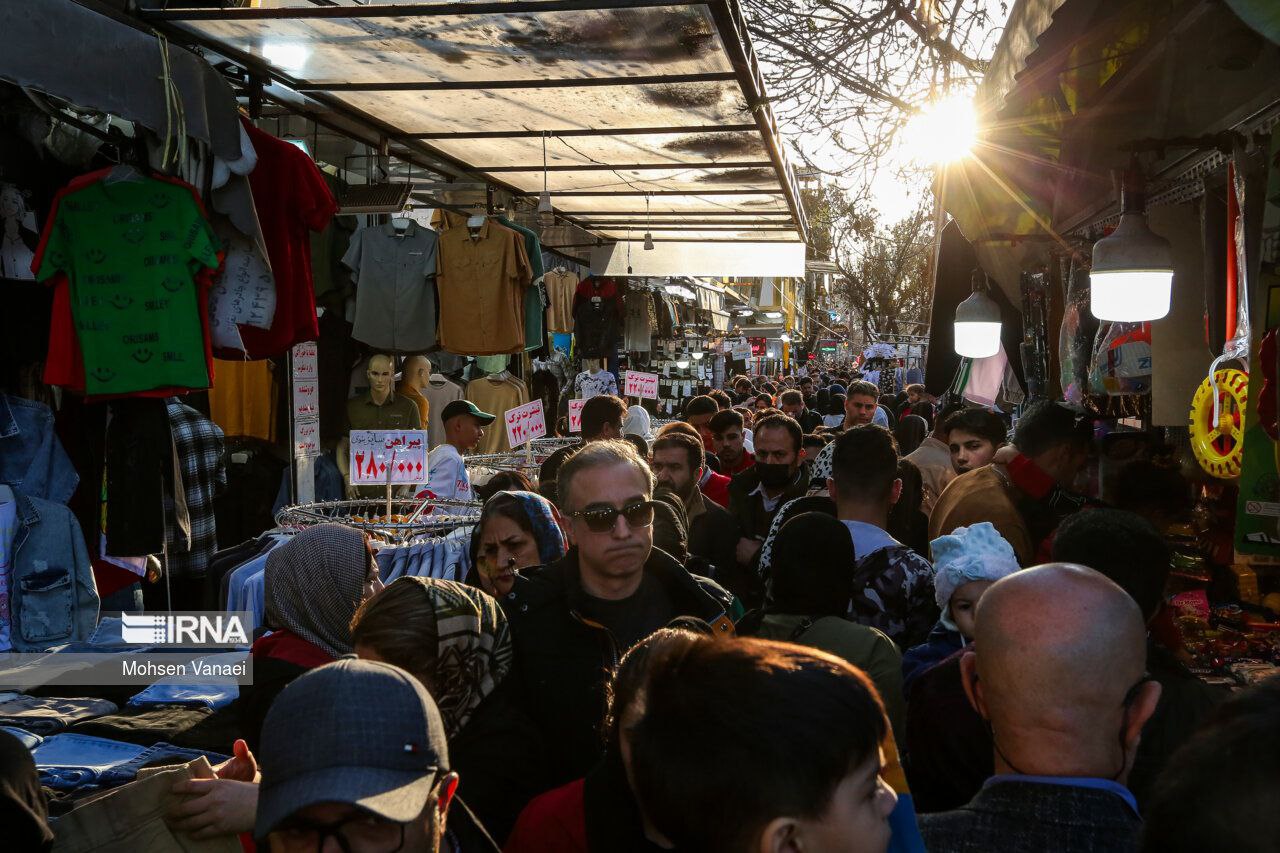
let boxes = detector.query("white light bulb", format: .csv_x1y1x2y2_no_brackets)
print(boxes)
1089,271,1173,321
953,321,1002,358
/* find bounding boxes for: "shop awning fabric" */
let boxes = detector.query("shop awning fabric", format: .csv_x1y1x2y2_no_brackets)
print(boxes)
141,0,808,273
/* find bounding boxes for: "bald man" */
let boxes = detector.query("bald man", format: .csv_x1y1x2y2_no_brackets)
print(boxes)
918,563,1161,853
397,354,432,430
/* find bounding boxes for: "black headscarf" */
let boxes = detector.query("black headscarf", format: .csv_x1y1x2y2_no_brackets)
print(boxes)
0,729,53,852
766,512,856,617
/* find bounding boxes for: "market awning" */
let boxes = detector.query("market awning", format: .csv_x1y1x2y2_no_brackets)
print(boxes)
141,0,808,265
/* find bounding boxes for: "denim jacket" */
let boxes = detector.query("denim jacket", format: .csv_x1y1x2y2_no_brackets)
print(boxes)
8,489,99,651
0,395,78,504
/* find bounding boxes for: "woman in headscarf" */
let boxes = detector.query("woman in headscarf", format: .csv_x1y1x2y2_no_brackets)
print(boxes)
823,393,847,428
240,523,382,752
738,513,905,739
353,577,544,846
894,414,929,457
468,491,567,598
622,405,654,445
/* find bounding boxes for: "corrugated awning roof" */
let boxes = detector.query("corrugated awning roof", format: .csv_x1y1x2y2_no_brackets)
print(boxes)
143,0,808,249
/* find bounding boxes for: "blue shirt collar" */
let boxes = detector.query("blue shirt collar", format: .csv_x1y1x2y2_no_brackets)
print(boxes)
984,774,1139,817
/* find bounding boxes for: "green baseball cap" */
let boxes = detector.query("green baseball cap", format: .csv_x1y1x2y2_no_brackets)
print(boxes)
441,399,496,425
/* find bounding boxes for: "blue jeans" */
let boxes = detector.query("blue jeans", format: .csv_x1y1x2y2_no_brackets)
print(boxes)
99,582,145,614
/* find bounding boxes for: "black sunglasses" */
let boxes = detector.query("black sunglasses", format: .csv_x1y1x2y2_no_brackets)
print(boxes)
571,500,657,533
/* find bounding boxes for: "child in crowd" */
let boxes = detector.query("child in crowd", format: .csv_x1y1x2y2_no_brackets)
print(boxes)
901,522,1020,699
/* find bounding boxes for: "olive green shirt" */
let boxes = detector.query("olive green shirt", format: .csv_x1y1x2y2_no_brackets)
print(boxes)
752,613,906,740
346,390,423,432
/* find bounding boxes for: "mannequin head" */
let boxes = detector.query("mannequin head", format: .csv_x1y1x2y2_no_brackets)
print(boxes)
403,355,432,390
367,355,395,405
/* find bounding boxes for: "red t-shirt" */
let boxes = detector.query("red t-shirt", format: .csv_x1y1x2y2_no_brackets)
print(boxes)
700,470,731,508
723,450,756,476
234,120,337,359
503,778,587,853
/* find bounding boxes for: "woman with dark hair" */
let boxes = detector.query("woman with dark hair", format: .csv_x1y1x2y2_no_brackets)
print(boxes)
474,470,535,503
894,414,929,457
823,393,847,429
888,459,930,560
353,577,545,846
468,491,567,598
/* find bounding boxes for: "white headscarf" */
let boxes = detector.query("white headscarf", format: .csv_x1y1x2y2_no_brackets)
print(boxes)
930,522,1021,631
623,405,654,443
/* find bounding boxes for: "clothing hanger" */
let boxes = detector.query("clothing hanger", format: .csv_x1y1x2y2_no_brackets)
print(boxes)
390,203,413,235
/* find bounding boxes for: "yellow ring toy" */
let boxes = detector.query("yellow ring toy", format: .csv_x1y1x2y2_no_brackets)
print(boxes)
1189,368,1248,479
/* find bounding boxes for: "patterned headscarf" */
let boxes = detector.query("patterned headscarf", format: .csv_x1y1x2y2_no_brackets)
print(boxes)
408,577,513,736
504,490,567,564
264,523,370,659
807,440,836,495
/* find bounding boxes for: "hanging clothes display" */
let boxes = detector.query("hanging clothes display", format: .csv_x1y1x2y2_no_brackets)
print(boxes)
465,372,527,454
162,399,227,580
206,225,276,357
35,169,223,398
207,358,277,442
436,217,531,355
234,120,338,359
424,373,465,448
572,276,622,358
0,394,78,504
495,215,547,355
343,220,439,353
623,287,653,353
544,267,580,334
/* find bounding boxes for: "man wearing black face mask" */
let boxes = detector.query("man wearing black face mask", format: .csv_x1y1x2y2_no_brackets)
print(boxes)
727,414,809,603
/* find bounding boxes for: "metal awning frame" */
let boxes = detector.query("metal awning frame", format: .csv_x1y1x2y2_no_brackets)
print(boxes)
140,0,809,244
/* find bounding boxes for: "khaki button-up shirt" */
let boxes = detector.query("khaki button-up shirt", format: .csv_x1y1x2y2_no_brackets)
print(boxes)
346,390,422,432
437,218,531,355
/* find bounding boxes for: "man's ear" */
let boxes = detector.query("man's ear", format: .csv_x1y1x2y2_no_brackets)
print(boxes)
960,651,988,719
435,771,459,821
1122,681,1163,754
890,478,903,506
758,816,802,853
826,477,838,502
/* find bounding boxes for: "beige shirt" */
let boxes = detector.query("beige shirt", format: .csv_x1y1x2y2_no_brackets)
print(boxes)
928,465,1034,565
545,268,580,333
437,218,531,355
905,435,956,515
465,375,528,454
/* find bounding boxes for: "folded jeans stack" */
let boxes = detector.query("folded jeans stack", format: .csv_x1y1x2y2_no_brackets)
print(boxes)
0,695,119,735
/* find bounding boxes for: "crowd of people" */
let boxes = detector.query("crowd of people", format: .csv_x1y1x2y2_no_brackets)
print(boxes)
5,370,1277,853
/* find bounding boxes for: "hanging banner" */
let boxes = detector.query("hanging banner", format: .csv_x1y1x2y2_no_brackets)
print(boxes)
348,430,429,485
293,419,320,458
505,400,547,448
568,399,586,433
291,341,320,458
729,337,752,361
624,370,660,400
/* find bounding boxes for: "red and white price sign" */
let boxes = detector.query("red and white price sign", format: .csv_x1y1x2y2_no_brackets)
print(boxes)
293,419,320,458
348,430,429,485
624,370,659,400
504,400,547,448
568,399,586,433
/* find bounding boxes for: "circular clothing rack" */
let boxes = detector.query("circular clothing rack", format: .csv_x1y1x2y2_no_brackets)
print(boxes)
465,437,582,480
275,497,482,542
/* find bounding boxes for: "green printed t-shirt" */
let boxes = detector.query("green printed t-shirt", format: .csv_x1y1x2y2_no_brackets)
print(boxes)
36,178,220,396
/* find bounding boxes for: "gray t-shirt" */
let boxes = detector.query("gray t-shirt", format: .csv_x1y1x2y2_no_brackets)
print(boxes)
343,221,439,352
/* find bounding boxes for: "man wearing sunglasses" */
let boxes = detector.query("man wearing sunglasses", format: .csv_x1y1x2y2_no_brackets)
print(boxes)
505,440,735,787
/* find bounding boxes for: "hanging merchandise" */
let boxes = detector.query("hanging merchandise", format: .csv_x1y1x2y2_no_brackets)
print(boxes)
1058,260,1099,404
0,393,78,504
495,215,548,355
466,370,528,454
573,276,622,358
437,217,532,355
234,119,338,359
207,227,276,355
35,168,223,397
162,399,227,580
424,373,465,448
623,285,653,353
1189,367,1248,480
1088,321,1153,396
545,267,580,334
343,220,439,353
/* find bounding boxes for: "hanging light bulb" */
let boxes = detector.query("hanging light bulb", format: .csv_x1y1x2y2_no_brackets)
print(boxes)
1090,159,1173,321
643,194,654,250
675,357,691,369
537,132,554,227
780,332,792,343
691,350,705,360
954,269,1002,358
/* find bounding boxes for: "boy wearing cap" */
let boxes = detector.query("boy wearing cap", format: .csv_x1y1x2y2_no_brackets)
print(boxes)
422,400,496,502
255,658,459,852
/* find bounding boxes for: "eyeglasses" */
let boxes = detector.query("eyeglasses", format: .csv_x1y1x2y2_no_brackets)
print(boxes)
273,813,406,853
570,500,657,533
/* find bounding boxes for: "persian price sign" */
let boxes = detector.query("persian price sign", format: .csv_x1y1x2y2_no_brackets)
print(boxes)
569,399,586,433
348,430,428,485
505,400,547,448
624,370,659,400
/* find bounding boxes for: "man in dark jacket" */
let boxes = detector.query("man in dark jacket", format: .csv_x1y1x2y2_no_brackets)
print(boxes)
727,414,809,592
918,564,1161,853
652,430,743,597
779,389,823,433
505,440,734,787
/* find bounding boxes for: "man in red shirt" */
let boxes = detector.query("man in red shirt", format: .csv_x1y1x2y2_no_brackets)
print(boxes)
659,422,731,507
709,409,755,476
